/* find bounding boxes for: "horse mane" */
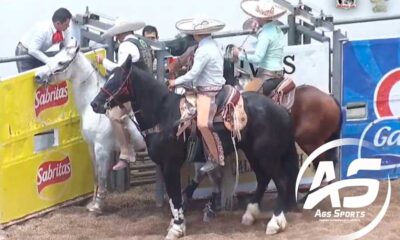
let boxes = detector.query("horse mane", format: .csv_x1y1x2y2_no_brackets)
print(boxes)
129,65,181,132
74,51,106,84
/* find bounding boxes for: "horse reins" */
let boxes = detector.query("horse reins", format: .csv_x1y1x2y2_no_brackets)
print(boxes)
98,66,161,138
100,66,133,110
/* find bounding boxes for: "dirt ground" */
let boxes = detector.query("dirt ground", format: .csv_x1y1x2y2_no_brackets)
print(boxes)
2,180,400,240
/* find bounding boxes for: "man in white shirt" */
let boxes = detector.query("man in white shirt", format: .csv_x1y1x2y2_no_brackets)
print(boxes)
168,17,226,173
96,19,151,170
15,8,73,73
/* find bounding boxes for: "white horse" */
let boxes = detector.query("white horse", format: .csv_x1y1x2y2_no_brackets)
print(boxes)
35,44,146,213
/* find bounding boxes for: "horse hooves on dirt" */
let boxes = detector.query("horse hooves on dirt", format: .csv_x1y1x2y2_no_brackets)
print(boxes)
241,212,256,226
241,203,261,226
86,199,104,214
165,222,186,240
202,202,217,222
203,209,216,223
266,212,287,235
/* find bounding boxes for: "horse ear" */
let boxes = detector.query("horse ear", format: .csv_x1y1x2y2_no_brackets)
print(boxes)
123,55,132,72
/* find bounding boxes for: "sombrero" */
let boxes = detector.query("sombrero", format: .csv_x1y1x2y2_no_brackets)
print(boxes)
240,0,287,20
175,17,225,35
103,18,146,38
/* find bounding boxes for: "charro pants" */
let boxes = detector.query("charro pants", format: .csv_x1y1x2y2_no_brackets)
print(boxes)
107,102,135,162
256,68,284,96
196,93,224,166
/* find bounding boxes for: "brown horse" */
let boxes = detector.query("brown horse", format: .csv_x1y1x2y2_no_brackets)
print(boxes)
284,85,340,167
244,80,342,169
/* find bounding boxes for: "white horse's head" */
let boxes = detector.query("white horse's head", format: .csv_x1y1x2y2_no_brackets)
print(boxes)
35,40,80,84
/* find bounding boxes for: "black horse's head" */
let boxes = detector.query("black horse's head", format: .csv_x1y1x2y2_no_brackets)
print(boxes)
164,34,196,56
91,55,133,114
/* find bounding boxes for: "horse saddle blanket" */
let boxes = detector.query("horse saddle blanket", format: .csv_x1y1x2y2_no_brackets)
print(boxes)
177,85,248,140
245,77,296,110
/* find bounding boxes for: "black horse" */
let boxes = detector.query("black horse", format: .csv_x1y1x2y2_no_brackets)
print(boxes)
91,56,299,239
163,34,196,56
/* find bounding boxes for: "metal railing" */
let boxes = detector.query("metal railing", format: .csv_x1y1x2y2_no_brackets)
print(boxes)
334,15,400,25
0,45,108,64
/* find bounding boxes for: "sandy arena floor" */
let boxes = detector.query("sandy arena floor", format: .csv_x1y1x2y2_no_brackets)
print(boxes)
2,180,399,240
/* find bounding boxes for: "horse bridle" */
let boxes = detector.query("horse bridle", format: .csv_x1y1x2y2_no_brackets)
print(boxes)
100,66,133,110
44,48,80,84
54,48,79,74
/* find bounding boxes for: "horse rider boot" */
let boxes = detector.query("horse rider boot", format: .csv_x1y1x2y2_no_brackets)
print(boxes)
168,17,227,173
97,19,152,170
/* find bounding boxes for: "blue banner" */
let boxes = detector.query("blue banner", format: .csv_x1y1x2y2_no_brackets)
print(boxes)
341,38,400,180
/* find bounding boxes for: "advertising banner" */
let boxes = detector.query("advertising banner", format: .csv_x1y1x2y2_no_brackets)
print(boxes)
341,38,400,180
0,50,105,225
235,41,330,93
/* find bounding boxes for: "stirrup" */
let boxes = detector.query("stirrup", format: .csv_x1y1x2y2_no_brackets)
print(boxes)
200,160,218,173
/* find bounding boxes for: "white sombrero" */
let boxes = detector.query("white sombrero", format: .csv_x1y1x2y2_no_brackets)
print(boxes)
175,17,225,35
102,18,146,38
241,0,287,20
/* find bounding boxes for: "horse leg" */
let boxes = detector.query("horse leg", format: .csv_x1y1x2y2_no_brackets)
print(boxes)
87,144,98,186
86,144,101,209
209,168,222,212
242,169,270,226
265,142,297,235
182,141,207,211
203,167,222,222
163,163,186,240
182,162,207,210
86,142,113,213
266,176,289,235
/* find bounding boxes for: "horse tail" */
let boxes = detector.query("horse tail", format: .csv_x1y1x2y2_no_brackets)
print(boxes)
223,44,237,87
325,95,343,166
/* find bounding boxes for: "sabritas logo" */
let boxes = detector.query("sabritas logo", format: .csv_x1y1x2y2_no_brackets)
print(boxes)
34,81,68,116
36,157,71,193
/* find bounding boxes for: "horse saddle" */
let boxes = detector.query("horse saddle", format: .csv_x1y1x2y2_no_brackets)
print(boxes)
245,77,296,110
271,77,296,110
177,85,248,140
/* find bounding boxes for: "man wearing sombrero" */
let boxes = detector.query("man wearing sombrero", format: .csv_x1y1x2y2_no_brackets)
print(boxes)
96,19,151,170
233,0,287,96
168,17,226,173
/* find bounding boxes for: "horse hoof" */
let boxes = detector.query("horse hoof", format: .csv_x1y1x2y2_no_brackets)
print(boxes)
165,222,186,240
266,225,279,235
86,199,104,214
241,203,260,226
266,212,287,235
202,201,217,222
241,212,256,226
203,209,216,223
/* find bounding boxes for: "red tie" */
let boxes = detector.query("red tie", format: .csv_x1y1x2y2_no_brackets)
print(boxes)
52,31,64,44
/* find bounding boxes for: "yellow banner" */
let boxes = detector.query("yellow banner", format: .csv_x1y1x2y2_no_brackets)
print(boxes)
0,50,106,225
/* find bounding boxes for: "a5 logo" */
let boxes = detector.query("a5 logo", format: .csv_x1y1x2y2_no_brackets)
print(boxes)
296,138,391,240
